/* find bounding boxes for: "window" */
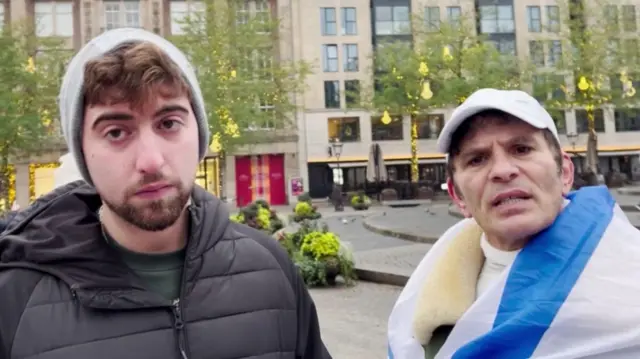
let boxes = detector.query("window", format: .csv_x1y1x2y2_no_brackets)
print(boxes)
322,44,338,72
529,40,544,66
623,39,639,63
375,5,410,35
533,74,566,102
488,38,515,55
604,5,618,31
328,117,360,142
371,115,403,141
324,81,340,108
547,40,562,66
104,1,140,30
245,99,277,130
546,6,560,33
254,0,270,27
341,7,357,35
236,0,249,25
170,1,203,35
447,6,461,27
425,7,440,32
479,5,514,34
576,109,605,133
0,3,4,28
416,114,444,139
547,109,567,134
623,5,637,32
35,2,74,37
321,7,336,35
615,108,640,132
343,44,358,72
345,80,360,108
527,6,541,32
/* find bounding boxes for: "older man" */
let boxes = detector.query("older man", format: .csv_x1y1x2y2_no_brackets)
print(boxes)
388,88,640,358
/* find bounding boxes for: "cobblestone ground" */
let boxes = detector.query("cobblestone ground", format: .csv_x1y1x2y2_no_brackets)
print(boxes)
310,282,401,359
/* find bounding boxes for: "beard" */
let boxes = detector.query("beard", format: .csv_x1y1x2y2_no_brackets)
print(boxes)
103,173,192,232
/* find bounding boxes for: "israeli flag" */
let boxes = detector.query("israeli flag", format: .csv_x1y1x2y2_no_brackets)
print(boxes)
388,186,640,358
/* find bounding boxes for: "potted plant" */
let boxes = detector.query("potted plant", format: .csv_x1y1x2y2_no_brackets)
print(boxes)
292,201,321,222
230,200,283,234
350,191,371,211
298,230,356,286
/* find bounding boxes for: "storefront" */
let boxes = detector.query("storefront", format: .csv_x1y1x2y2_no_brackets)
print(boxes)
235,154,287,207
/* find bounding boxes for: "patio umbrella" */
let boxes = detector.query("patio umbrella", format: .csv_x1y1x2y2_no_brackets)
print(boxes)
366,143,387,182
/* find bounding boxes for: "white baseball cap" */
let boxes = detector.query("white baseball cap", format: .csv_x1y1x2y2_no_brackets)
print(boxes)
436,88,560,153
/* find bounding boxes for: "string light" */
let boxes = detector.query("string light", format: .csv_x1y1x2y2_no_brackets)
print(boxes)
28,162,59,202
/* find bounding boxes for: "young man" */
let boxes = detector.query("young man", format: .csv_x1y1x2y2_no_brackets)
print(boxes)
388,88,640,358
0,28,330,359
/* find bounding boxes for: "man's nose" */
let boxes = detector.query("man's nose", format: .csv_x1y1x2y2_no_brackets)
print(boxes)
134,131,165,174
488,151,519,182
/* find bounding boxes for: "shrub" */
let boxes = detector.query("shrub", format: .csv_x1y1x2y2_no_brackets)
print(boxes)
292,201,321,222
231,200,283,234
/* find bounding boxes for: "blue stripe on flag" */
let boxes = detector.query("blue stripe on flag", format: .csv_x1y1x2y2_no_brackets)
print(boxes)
452,186,615,358
388,344,394,359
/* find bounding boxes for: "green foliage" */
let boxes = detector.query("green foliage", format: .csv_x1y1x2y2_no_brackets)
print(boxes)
231,200,283,234
296,192,312,203
301,231,341,260
364,17,525,115
292,201,321,222
350,191,371,207
0,23,70,201
172,0,311,154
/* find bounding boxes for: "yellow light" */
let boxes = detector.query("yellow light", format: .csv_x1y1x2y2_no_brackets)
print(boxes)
230,70,236,78
443,47,453,61
578,76,589,91
28,162,60,202
25,57,35,73
210,132,222,152
418,62,429,76
421,81,433,100
381,110,392,125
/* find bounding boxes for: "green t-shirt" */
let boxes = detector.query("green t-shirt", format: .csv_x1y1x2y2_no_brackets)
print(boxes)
103,230,185,301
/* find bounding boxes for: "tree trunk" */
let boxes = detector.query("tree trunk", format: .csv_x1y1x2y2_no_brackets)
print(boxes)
0,154,9,213
585,109,602,186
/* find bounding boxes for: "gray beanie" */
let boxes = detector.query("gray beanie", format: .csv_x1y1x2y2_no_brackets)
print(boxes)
58,27,210,185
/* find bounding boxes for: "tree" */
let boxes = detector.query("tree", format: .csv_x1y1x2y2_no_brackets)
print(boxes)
172,0,310,196
0,23,69,210
364,16,525,188
535,0,638,183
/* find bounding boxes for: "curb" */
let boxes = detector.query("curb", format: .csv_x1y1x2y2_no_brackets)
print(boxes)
354,267,409,287
362,216,439,244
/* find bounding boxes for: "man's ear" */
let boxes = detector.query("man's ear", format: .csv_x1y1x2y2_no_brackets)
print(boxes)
447,177,471,218
560,152,574,196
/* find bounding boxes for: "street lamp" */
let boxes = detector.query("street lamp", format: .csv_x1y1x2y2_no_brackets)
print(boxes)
330,138,344,211
566,132,579,152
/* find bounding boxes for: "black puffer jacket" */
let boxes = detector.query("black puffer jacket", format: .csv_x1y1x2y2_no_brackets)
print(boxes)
0,181,331,359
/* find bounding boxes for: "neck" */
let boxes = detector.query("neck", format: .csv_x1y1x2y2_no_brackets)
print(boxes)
485,235,527,251
100,206,189,254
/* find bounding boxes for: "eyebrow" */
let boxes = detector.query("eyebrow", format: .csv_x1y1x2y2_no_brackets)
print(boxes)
458,135,536,158
91,105,190,130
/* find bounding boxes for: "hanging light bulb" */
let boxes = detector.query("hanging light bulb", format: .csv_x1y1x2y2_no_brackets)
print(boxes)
442,46,453,61
577,76,590,91
421,81,433,100
25,57,35,73
230,69,237,78
210,132,222,152
381,110,392,125
418,61,429,76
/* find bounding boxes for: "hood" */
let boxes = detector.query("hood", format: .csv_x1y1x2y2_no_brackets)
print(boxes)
0,181,231,307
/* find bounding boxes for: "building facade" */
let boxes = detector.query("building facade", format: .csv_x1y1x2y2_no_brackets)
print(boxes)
283,0,640,198
5,0,302,208
6,0,640,206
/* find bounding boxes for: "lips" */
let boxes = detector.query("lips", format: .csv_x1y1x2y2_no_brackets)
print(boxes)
491,190,532,207
136,183,171,195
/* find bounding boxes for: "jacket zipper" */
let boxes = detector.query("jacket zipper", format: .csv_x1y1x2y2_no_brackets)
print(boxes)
172,298,189,359
171,207,197,359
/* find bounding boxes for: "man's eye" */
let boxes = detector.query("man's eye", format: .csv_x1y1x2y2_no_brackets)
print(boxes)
514,145,532,154
467,156,485,166
106,129,124,140
160,119,180,131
